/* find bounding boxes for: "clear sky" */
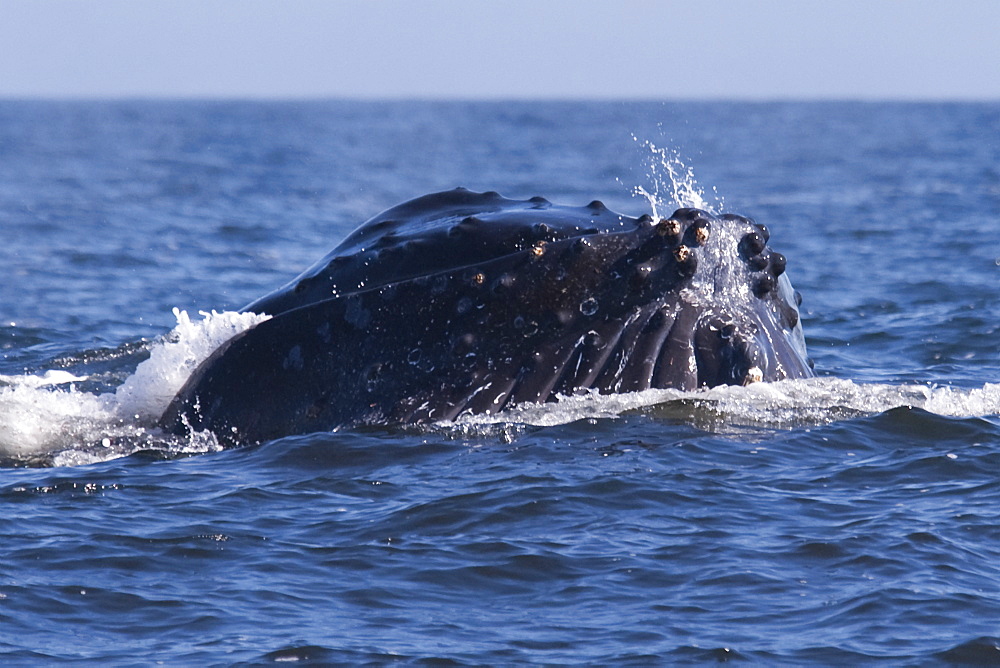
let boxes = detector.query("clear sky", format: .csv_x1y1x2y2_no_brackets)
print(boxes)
1,0,998,100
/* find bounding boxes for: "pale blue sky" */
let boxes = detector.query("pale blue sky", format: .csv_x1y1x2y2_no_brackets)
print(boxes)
1,0,998,99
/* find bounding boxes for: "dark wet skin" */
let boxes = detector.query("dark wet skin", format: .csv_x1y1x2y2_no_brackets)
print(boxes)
161,188,812,445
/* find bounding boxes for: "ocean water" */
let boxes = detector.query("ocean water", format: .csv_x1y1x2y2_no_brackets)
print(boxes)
1,100,999,664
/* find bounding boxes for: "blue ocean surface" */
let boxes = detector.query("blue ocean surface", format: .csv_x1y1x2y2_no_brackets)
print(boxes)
1,101,999,664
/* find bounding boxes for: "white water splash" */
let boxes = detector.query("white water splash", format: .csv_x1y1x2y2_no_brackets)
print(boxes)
0,308,269,465
450,378,1000,435
110,308,270,422
627,136,724,218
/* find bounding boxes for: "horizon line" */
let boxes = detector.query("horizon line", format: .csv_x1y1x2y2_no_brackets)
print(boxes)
2,94,999,104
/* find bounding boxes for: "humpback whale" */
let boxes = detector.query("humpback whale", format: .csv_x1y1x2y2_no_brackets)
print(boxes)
160,188,813,445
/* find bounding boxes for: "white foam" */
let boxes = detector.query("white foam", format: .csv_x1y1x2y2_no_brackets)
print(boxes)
0,309,269,464
451,378,1000,434
0,369,88,388
0,382,110,461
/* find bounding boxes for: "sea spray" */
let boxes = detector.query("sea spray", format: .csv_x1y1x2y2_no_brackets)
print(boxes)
627,136,725,217
0,309,269,464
